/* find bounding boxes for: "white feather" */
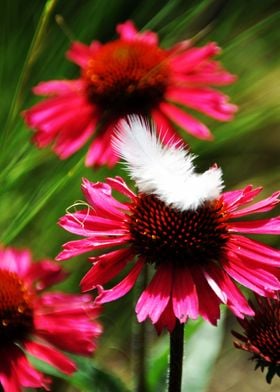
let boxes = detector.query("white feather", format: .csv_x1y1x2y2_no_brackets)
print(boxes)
112,116,224,211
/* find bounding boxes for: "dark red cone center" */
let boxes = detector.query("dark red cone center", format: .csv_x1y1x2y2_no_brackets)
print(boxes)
129,194,228,267
83,39,170,114
0,270,34,344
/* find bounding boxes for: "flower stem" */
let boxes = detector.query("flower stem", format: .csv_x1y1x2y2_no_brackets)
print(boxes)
168,321,184,392
134,265,149,392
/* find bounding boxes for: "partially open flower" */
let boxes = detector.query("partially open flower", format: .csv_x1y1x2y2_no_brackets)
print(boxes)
232,295,280,384
23,20,237,167
0,246,102,391
57,118,280,332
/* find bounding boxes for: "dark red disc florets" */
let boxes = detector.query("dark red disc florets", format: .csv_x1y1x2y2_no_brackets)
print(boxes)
129,194,228,267
83,40,170,114
0,270,34,345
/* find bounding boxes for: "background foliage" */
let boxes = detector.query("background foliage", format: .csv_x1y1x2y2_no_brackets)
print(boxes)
1,0,279,391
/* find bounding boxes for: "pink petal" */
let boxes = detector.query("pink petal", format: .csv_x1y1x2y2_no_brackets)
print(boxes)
0,248,31,276
66,41,101,68
223,253,280,296
172,268,199,322
81,178,129,219
116,20,158,45
85,122,118,167
230,190,280,217
15,354,50,389
160,102,213,140
155,299,177,334
97,259,144,303
53,120,95,159
106,176,136,200
33,80,85,96
0,372,21,392
174,60,236,86
152,109,183,145
166,87,237,121
81,248,134,290
191,267,221,325
59,211,126,236
26,260,66,290
136,263,173,324
229,217,280,235
204,264,254,318
56,236,130,261
228,235,280,265
171,42,220,73
24,341,76,375
221,186,262,213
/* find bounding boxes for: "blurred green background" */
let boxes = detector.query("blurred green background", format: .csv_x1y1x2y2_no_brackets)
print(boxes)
1,0,279,391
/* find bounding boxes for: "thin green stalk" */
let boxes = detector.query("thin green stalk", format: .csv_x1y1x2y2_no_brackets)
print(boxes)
0,0,58,162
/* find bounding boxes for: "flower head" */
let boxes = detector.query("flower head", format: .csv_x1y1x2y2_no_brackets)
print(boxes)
23,20,237,167
232,295,280,384
0,246,102,391
57,118,280,333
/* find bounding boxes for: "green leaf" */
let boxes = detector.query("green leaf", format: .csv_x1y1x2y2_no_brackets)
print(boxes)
182,313,225,392
29,355,130,392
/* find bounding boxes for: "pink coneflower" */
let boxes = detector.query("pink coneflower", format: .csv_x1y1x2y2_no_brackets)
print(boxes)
57,118,280,332
232,295,280,384
23,20,237,167
0,246,102,391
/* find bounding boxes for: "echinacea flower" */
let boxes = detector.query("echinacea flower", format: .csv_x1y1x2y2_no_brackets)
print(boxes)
57,118,280,332
232,295,280,384
23,20,237,167
0,246,102,392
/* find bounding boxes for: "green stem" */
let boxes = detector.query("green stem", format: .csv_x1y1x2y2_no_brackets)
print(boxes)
135,265,149,392
168,321,184,392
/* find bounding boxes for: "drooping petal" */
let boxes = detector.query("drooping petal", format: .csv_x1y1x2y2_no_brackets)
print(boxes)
0,248,31,275
97,259,144,303
85,122,119,167
171,42,221,73
228,235,280,266
160,102,213,140
191,267,221,325
33,80,85,96
24,341,76,375
81,178,129,219
66,40,101,67
230,191,280,217
117,20,158,45
229,217,280,235
167,87,237,121
223,253,280,296
81,248,134,290
26,259,66,290
152,109,183,145
155,299,177,334
15,353,50,389
204,263,254,318
172,268,199,322
136,263,173,324
221,186,262,212
56,236,130,261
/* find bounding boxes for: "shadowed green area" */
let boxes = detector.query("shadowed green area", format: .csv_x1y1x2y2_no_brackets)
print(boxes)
1,0,279,391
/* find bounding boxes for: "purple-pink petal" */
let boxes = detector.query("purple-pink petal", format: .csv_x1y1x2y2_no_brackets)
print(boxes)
136,263,173,324
160,102,213,140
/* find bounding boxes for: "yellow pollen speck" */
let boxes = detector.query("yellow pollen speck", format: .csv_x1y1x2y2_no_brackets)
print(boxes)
151,235,157,240
17,305,25,313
